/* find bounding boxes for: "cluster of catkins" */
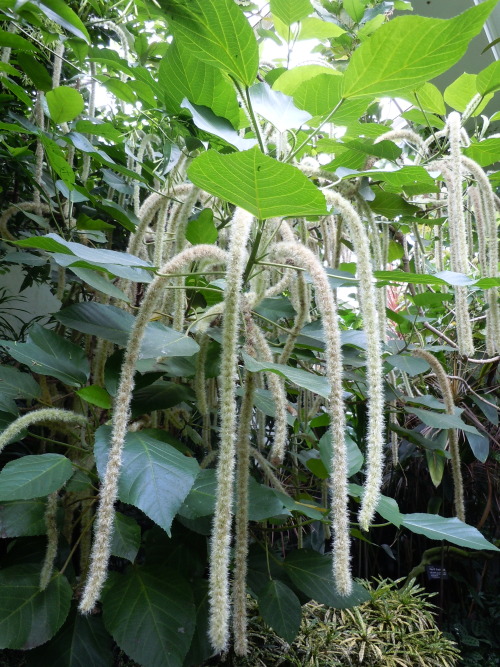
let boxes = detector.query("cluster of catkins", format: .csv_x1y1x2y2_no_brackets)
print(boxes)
1,63,498,656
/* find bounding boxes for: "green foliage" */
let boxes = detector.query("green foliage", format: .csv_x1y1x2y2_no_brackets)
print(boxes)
233,579,461,666
0,0,499,663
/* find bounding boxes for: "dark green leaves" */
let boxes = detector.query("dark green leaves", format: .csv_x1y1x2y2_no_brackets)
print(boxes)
0,325,89,387
111,513,141,562
0,566,72,649
401,514,499,551
258,580,302,643
0,365,41,415
188,147,328,219
163,0,258,86
102,567,195,667
343,0,498,98
55,302,199,360
0,454,73,501
0,499,48,537
284,550,371,608
94,427,200,535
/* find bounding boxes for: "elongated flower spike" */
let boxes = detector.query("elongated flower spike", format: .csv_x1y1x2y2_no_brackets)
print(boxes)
208,208,253,652
461,156,500,355
322,190,385,533
374,128,427,159
40,492,59,590
272,241,352,596
436,114,475,357
243,314,288,465
232,310,258,656
0,409,87,456
79,244,227,614
413,349,465,521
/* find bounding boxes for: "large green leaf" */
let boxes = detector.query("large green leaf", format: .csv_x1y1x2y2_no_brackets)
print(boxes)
464,139,500,167
0,454,73,501
273,65,341,97
249,82,312,131
46,87,84,124
258,580,302,643
385,354,430,377
102,566,195,667
94,426,200,536
0,325,90,387
26,608,113,667
292,73,368,123
0,566,72,649
55,302,199,360
0,365,41,415
162,0,258,86
178,469,289,521
283,550,371,607
15,233,150,267
111,512,141,562
0,499,47,537
270,0,312,26
343,0,498,98
349,484,403,528
477,60,500,95
401,513,499,551
319,432,364,478
187,147,328,219
159,42,240,126
444,73,492,115
0,30,38,52
180,98,256,150
243,352,330,398
405,406,481,436
130,381,194,419
35,0,90,42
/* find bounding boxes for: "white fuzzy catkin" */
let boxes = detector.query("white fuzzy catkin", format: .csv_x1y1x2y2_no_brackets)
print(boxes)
461,156,500,354
244,315,288,465
39,492,59,590
323,190,385,532
232,369,256,656
272,241,352,596
443,114,475,357
208,208,253,652
79,245,227,614
0,409,87,456
413,349,465,521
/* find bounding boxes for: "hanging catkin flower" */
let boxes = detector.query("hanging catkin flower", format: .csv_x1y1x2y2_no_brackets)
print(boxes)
441,113,475,357
272,241,352,596
412,349,465,521
461,156,500,355
323,190,385,532
208,208,253,652
0,409,87,456
39,491,59,590
244,314,288,465
79,244,227,614
232,352,256,655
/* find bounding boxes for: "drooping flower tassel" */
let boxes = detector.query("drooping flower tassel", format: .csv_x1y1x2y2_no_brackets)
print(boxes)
442,113,475,357
208,209,253,652
244,315,288,465
323,190,385,532
232,331,256,656
79,245,227,614
39,492,59,590
0,409,87,456
461,156,500,355
413,349,465,521
272,241,352,596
